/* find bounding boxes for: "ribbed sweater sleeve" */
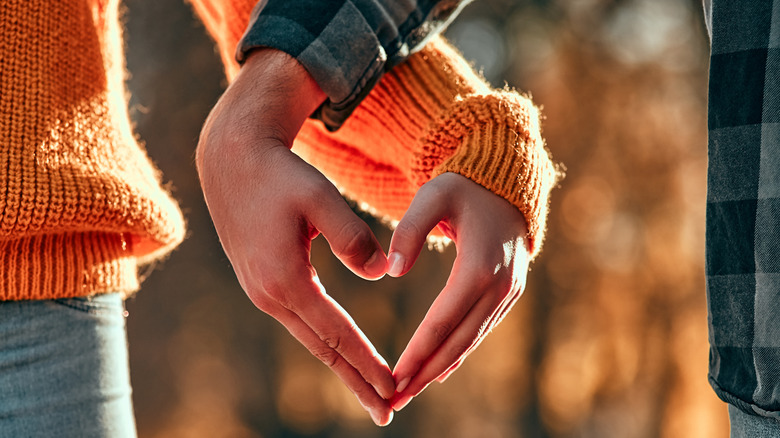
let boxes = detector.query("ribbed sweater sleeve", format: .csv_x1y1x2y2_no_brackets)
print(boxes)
0,1,186,300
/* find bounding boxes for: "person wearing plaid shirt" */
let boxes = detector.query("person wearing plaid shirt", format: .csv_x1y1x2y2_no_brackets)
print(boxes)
704,0,780,435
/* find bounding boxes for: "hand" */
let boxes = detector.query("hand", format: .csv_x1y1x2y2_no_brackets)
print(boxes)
387,172,530,411
196,49,395,426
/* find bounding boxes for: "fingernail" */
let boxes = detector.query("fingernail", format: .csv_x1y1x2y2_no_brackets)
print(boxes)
393,393,413,412
387,252,405,277
369,408,386,426
396,376,410,394
376,409,393,427
363,250,386,278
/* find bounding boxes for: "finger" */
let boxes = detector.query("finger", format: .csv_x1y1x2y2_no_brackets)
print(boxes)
391,224,521,409
294,276,397,399
416,225,528,381
269,303,394,426
437,283,524,383
392,293,498,411
308,185,387,280
387,181,451,277
266,213,395,399
391,258,483,394
420,264,527,395
263,265,396,400
437,236,526,367
245,217,394,424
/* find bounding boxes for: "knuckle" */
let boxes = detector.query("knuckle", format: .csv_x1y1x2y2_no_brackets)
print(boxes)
261,279,296,311
320,332,343,352
337,222,373,259
395,218,425,242
310,345,340,368
450,339,475,358
307,179,340,204
431,320,455,344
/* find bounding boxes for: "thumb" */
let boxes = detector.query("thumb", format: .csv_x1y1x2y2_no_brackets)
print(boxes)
308,187,387,280
387,182,451,277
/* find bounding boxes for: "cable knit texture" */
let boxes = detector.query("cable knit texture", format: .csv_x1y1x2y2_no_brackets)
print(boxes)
190,0,558,258
0,0,185,300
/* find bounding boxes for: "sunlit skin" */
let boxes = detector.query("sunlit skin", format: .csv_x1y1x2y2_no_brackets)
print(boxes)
387,172,530,411
197,49,395,426
196,47,531,426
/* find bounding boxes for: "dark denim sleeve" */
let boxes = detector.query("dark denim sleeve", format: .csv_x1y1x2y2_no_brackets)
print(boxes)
236,0,472,131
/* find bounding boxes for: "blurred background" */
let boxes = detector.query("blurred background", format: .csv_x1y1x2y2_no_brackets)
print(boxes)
123,0,724,436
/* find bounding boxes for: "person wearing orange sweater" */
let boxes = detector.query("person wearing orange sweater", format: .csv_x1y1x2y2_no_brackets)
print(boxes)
0,0,556,434
1,1,185,436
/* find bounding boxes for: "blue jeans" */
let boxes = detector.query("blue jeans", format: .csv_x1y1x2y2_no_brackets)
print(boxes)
729,404,780,437
0,293,137,437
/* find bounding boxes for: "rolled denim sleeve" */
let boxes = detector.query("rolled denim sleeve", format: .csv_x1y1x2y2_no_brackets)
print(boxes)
236,0,471,130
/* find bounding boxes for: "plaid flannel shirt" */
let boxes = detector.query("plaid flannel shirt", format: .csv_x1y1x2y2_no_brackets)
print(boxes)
706,0,780,419
237,0,471,131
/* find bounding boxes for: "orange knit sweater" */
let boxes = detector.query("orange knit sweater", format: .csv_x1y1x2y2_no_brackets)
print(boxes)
191,0,558,256
0,0,185,300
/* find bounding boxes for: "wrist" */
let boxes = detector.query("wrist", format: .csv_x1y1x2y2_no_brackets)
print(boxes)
230,48,326,147
197,48,325,180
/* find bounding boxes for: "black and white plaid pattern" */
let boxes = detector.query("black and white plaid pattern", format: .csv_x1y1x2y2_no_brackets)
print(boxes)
706,0,780,418
237,0,470,130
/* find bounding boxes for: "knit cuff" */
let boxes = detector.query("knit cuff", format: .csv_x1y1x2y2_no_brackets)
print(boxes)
0,232,139,301
413,92,558,258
